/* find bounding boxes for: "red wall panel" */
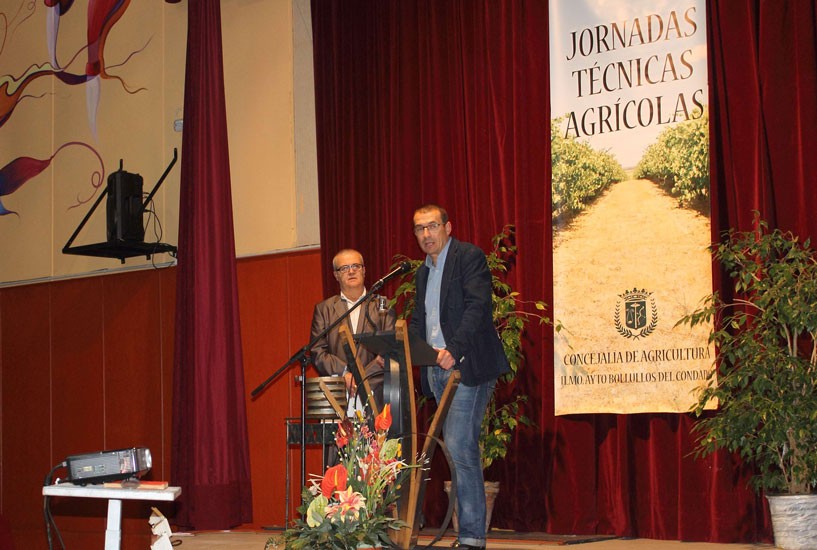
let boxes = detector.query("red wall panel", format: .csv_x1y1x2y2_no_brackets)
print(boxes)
51,277,105,461
1,283,52,537
102,271,164,456
159,268,177,483
239,250,325,527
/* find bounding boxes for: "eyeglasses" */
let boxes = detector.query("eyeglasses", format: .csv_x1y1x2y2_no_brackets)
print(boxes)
335,263,364,273
413,221,443,235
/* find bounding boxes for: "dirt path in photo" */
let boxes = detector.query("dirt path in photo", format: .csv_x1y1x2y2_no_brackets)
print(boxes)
553,178,714,413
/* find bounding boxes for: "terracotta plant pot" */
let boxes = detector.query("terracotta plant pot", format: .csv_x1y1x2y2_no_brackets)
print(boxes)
443,480,501,533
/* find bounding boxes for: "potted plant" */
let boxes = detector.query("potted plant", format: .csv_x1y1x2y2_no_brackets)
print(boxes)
392,225,550,532
679,214,817,550
271,405,419,549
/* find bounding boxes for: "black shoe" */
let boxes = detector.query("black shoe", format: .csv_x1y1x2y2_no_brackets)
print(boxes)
450,541,485,549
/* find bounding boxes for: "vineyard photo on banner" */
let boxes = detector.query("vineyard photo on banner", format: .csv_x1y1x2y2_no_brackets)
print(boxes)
549,0,715,414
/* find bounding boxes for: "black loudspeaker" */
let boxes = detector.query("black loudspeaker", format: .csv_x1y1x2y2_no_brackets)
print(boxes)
106,170,144,242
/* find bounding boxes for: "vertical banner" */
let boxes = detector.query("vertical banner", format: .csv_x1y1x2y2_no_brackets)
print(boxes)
550,0,715,414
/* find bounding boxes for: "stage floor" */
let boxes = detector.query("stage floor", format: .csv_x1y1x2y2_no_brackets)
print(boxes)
169,529,774,549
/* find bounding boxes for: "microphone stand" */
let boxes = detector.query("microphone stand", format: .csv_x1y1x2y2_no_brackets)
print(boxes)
250,287,381,509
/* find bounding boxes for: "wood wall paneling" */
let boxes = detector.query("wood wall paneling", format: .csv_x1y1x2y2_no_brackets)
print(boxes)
159,267,177,483
239,250,324,528
283,250,329,524
101,271,165,455
51,277,105,460
1,283,53,538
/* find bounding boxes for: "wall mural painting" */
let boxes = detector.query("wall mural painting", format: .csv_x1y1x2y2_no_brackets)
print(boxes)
0,142,104,216
0,0,146,219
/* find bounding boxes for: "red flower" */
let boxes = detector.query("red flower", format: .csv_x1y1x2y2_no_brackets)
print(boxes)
320,464,348,498
374,404,392,432
335,418,354,448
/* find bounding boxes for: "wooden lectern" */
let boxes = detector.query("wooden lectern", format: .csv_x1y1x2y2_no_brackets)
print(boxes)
343,320,460,550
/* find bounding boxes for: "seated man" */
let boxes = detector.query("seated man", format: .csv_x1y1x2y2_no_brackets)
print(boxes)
310,248,396,414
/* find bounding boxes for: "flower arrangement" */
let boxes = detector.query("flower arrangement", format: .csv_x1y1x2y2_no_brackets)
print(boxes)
276,405,419,549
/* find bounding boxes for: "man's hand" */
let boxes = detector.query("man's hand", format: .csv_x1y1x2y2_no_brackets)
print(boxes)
343,371,356,395
435,348,456,370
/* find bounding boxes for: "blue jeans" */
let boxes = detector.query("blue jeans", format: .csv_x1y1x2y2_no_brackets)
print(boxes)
429,366,495,548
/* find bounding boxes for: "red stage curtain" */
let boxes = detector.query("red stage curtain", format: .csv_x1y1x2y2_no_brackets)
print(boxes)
709,0,817,239
171,0,253,530
311,0,816,542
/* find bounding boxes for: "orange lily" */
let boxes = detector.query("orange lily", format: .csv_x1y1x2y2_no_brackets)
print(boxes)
374,403,392,432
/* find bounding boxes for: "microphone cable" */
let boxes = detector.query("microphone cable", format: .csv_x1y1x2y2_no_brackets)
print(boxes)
43,461,68,550
362,292,383,336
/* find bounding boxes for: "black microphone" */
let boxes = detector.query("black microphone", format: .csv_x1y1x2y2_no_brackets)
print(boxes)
370,261,412,292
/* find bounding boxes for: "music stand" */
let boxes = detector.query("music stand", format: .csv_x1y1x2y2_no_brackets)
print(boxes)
356,329,438,366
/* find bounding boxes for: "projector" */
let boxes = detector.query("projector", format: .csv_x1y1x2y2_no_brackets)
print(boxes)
66,447,152,485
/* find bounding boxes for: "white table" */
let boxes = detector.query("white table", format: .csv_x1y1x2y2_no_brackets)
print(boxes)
42,482,181,550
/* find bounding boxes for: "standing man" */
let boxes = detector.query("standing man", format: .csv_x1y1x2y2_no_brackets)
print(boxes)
409,204,509,550
311,249,396,413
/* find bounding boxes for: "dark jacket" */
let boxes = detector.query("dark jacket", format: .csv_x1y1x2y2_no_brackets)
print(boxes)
409,237,510,387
